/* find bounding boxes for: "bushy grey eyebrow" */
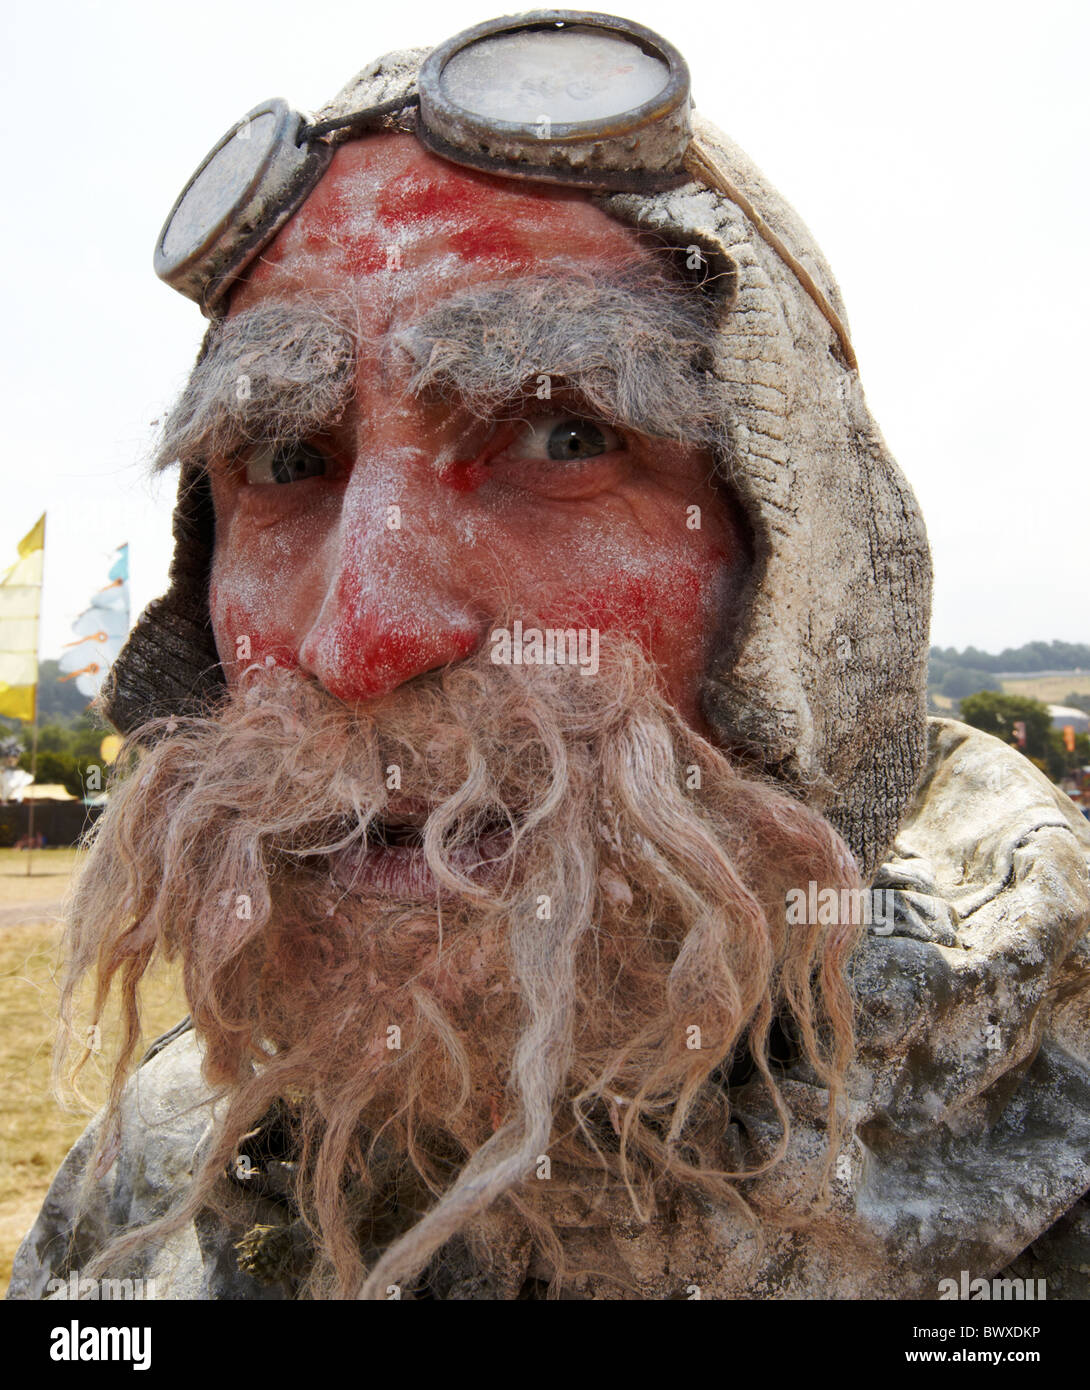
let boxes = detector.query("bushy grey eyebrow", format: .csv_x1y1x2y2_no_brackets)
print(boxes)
151,272,724,474
395,272,724,449
151,302,357,474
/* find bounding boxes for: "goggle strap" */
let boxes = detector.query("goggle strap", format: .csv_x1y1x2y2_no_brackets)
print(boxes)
305,93,422,143
685,137,858,372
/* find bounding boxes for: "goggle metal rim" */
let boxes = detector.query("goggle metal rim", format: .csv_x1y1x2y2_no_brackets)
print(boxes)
417,9,692,179
414,115,692,193
153,98,334,315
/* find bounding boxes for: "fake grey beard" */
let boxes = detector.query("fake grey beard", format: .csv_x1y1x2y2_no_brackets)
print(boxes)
61,640,860,1299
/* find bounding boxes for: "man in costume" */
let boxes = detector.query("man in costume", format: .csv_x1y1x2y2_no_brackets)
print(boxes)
9,13,1090,1299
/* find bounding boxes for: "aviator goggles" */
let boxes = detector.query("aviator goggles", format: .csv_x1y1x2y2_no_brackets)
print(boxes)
154,8,857,368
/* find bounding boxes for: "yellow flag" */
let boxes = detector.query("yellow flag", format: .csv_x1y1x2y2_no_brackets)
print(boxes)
0,514,46,722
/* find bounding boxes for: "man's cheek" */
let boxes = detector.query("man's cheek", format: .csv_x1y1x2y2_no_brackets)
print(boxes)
208,508,336,676
209,582,301,678
542,557,724,657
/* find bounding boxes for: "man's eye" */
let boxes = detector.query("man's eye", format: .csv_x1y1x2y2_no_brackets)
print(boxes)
244,442,329,485
508,415,622,463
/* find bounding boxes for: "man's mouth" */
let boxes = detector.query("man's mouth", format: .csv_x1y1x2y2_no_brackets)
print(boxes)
364,811,429,849
326,808,512,900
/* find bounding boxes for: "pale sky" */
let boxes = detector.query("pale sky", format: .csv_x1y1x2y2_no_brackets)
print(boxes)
2,0,1086,659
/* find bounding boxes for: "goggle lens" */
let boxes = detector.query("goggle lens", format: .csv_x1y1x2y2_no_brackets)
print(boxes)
160,110,280,266
438,25,671,124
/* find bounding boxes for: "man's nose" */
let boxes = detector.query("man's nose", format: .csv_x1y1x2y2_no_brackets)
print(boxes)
295,459,485,702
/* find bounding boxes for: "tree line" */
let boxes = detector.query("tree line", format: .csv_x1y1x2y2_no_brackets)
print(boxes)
929,640,1090,701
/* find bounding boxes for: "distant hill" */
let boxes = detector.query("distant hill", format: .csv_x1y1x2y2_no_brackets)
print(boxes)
927,642,1090,718
929,641,1090,678
1000,673,1090,706
35,659,94,721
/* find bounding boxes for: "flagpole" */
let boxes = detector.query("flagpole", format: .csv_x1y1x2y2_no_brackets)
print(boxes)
25,513,45,878
25,700,38,877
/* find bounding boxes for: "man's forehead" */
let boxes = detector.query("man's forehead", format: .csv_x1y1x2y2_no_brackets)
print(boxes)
229,131,654,319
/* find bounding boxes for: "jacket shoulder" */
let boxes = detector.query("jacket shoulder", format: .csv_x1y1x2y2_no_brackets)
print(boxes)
6,1028,216,1299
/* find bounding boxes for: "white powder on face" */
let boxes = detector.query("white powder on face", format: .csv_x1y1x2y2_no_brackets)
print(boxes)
213,138,733,689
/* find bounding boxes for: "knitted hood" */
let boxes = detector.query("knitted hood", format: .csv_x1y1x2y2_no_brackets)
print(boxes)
102,45,932,880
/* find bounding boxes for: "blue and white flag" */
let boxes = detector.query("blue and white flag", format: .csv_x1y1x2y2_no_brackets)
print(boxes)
58,543,130,698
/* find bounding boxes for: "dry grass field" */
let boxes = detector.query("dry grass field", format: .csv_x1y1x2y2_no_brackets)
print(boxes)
1001,673,1090,705
0,848,186,1291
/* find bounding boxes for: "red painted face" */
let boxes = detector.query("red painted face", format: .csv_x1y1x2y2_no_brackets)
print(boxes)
208,134,748,731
